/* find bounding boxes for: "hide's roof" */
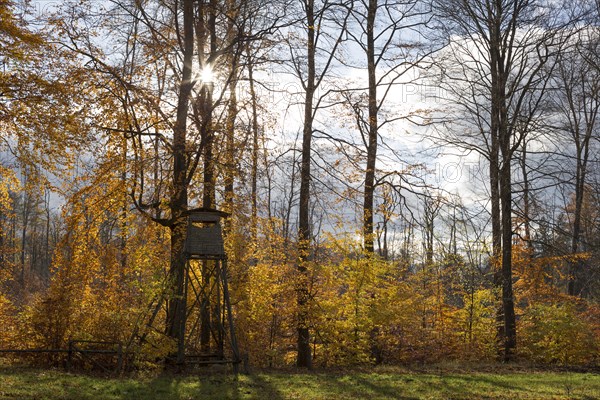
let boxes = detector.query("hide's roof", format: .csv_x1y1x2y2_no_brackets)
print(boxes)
186,207,230,218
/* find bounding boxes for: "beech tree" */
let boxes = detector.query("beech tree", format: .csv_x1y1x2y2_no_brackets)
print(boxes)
550,30,600,296
434,0,570,359
341,0,431,253
0,0,89,293
281,0,352,367
4,0,600,372
50,0,289,363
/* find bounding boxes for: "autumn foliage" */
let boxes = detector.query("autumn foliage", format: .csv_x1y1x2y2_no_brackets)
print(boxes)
3,197,600,367
1,0,600,371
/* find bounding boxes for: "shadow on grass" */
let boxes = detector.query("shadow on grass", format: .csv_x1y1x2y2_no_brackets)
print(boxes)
243,373,287,400
329,372,539,400
333,374,420,399
2,365,598,400
0,365,290,400
128,371,278,400
133,370,287,400
407,372,574,399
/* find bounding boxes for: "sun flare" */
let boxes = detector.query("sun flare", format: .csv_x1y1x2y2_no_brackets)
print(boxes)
200,65,214,84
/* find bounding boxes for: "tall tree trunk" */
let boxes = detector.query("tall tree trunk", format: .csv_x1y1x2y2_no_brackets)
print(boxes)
248,43,260,245
423,197,437,268
120,133,128,285
223,69,237,221
520,140,533,252
363,0,378,254
165,0,194,365
223,0,239,223
297,0,316,369
569,156,585,296
489,21,506,360
489,40,504,355
198,0,218,353
44,189,51,281
500,160,516,359
19,190,30,288
496,38,516,357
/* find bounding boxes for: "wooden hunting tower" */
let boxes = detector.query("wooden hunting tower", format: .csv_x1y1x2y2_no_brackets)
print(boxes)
180,208,240,369
185,210,226,259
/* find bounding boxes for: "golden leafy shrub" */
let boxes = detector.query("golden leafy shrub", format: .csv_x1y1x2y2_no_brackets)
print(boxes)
519,302,599,364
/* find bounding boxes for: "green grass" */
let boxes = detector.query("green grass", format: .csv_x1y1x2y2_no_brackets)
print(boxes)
0,365,599,399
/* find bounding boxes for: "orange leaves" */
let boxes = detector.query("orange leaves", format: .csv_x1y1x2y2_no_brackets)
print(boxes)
512,243,591,303
510,243,600,364
0,0,43,64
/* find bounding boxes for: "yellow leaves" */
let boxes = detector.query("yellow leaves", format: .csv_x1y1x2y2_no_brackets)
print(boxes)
512,243,588,302
312,255,414,365
14,155,170,355
1,1,93,176
519,302,599,364
0,0,43,62
234,260,296,367
0,165,19,212
511,243,600,364
452,289,497,360
0,292,16,347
